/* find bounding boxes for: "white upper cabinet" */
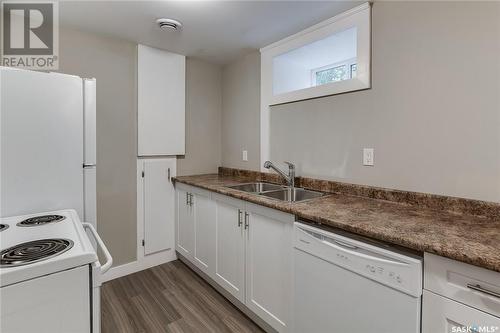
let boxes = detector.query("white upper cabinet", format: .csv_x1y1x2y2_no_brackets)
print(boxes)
261,3,371,105
137,44,185,156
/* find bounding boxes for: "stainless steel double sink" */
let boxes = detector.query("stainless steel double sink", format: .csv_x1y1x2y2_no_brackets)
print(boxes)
226,182,325,202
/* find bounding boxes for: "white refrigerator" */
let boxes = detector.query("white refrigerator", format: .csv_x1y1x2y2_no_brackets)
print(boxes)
0,67,97,229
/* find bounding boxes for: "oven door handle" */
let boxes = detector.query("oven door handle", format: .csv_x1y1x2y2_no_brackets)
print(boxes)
82,222,113,274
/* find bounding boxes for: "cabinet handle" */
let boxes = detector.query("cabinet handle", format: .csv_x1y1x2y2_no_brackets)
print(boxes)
238,209,243,227
189,193,193,206
186,192,189,206
467,284,500,299
244,212,249,230
167,168,171,182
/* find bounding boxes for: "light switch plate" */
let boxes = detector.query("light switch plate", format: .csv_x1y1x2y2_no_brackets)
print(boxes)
242,150,248,161
363,148,374,166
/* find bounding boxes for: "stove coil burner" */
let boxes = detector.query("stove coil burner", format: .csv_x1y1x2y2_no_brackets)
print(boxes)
0,224,9,232
17,214,66,227
0,239,73,267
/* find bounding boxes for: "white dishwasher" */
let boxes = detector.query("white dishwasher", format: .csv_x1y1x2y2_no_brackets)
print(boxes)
293,222,423,333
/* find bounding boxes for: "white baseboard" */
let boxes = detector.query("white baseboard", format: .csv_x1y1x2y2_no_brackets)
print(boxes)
100,248,177,283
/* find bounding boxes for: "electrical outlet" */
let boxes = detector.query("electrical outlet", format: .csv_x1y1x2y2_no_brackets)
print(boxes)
242,150,248,161
363,148,374,166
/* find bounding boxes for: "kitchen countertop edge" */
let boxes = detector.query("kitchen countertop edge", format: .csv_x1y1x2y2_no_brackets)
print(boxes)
173,174,500,273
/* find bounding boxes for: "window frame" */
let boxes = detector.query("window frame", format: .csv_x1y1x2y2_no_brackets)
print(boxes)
260,2,371,106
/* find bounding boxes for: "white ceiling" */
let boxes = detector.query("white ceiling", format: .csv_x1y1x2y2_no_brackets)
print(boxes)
59,1,362,65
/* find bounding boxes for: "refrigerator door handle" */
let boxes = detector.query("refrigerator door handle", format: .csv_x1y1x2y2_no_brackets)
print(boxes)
82,222,113,274
83,78,96,165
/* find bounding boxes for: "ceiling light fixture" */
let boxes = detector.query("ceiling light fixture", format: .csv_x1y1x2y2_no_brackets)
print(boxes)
156,18,183,31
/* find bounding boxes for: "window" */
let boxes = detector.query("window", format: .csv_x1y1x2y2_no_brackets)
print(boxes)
261,3,371,105
272,26,358,96
312,58,357,86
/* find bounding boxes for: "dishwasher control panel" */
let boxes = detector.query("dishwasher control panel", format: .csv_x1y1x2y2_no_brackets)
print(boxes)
365,263,403,285
294,222,423,297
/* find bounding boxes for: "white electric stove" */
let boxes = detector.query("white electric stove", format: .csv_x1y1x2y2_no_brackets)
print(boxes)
0,209,112,333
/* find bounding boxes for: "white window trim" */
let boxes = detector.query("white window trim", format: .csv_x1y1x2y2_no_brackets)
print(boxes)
259,2,371,171
310,57,358,87
261,2,371,106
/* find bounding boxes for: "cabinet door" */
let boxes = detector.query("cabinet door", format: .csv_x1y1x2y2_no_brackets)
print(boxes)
176,187,194,259
142,158,176,255
422,290,500,333
213,194,246,303
193,190,216,276
245,203,294,332
137,44,185,156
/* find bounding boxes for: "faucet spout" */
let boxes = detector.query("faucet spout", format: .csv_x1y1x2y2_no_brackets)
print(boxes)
263,161,295,188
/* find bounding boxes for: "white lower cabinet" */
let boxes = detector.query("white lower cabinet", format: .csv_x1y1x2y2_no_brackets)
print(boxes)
213,194,246,303
193,188,216,276
245,203,294,332
175,184,194,259
176,184,216,274
175,186,293,332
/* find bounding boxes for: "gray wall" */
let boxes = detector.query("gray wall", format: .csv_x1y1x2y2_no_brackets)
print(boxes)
270,1,500,202
59,27,138,266
177,58,222,176
219,2,500,202
221,51,261,171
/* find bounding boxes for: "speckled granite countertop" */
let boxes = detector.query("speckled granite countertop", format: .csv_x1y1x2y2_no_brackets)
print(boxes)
174,173,500,273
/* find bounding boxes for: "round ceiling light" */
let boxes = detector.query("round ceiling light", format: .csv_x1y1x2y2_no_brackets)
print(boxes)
156,18,183,31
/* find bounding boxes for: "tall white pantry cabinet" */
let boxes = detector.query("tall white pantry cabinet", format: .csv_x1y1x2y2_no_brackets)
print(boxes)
137,44,185,263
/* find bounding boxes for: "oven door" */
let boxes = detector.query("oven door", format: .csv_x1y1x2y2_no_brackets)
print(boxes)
83,223,112,333
0,265,91,333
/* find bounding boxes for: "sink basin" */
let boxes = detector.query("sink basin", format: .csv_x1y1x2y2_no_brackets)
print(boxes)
261,188,325,202
227,182,285,193
227,182,325,202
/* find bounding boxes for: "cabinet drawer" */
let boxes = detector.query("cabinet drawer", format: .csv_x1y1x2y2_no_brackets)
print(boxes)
424,253,500,317
422,290,500,333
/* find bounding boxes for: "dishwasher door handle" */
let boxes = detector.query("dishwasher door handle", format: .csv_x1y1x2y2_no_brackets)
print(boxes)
331,239,359,250
298,227,407,266
321,236,407,266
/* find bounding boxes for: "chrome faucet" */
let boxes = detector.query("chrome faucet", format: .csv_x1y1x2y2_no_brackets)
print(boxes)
263,161,295,188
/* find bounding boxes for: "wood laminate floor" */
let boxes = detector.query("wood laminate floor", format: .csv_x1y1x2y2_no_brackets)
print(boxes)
101,260,264,333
